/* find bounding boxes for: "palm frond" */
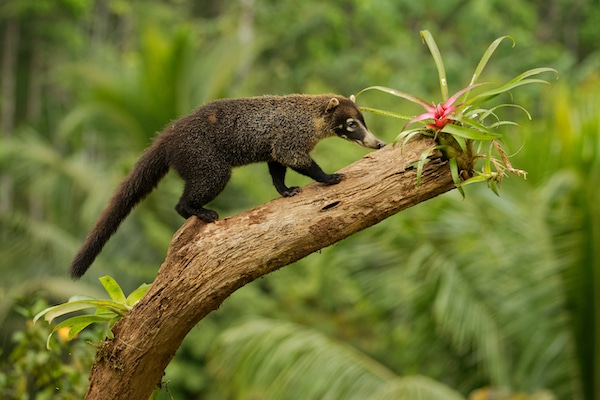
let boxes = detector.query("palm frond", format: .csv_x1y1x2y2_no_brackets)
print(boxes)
209,318,465,400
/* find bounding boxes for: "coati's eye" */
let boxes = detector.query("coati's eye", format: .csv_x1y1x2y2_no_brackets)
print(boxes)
346,118,357,131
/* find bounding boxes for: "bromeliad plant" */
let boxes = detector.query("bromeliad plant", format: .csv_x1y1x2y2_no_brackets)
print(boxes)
356,30,557,195
34,276,150,349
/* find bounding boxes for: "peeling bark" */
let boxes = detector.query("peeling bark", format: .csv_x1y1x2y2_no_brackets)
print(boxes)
85,136,455,400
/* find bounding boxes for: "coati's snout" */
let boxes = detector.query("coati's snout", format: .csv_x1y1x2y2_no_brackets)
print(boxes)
337,117,386,149
357,126,386,149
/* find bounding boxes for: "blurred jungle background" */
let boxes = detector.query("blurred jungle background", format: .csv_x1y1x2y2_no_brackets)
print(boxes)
1,0,599,399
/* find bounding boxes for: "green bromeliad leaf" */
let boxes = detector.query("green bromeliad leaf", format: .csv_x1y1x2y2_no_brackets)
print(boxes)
420,30,449,101
358,106,412,121
46,314,115,349
440,123,502,141
34,298,129,324
459,35,515,103
99,275,128,304
127,283,152,306
34,275,151,349
356,86,432,109
466,68,557,107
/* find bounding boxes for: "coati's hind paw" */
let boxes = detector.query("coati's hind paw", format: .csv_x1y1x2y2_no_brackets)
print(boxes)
281,186,302,197
323,173,345,185
195,209,219,223
176,202,219,222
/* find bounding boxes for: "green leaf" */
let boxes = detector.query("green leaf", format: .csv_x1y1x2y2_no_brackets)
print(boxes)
466,67,557,107
441,123,502,141
449,158,465,198
35,299,129,324
100,275,127,304
34,300,100,323
415,146,435,187
46,314,114,349
358,106,412,121
453,114,497,134
471,36,515,86
452,135,468,152
56,314,113,334
467,79,550,107
460,36,515,103
489,120,520,129
460,174,489,186
355,86,432,109
484,142,494,175
126,283,152,306
507,67,559,84
395,128,429,148
489,178,500,196
107,315,121,331
420,30,448,101
479,103,533,121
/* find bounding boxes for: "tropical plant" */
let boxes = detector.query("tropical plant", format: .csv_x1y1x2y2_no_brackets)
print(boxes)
0,297,94,399
356,30,557,195
34,276,150,349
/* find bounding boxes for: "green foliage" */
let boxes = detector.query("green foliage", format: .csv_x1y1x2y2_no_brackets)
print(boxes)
1,1,599,399
511,78,600,400
209,318,466,400
356,31,557,195
34,276,150,348
0,298,94,399
210,181,577,398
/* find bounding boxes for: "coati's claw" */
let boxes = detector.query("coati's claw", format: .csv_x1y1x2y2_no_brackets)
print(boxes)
324,173,345,185
282,186,302,197
176,202,219,222
196,209,219,223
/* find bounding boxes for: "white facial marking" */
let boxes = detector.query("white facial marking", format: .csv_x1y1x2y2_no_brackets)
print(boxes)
346,118,356,132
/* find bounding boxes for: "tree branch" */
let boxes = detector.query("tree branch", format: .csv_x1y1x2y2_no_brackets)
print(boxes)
85,136,455,400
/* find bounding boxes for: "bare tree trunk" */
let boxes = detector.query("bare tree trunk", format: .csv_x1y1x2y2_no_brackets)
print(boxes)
27,37,45,221
235,0,255,81
1,18,19,213
85,137,456,400
1,19,18,131
26,36,42,122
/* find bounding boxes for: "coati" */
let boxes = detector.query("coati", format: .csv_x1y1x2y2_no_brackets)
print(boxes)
69,94,385,279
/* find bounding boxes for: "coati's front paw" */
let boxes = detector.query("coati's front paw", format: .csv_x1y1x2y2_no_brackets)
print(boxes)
323,173,345,185
281,186,302,197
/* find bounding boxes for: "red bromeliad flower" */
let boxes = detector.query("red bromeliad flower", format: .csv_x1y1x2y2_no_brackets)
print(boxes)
404,84,482,132
427,102,459,129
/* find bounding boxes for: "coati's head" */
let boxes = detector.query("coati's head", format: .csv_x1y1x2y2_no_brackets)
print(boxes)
325,96,386,150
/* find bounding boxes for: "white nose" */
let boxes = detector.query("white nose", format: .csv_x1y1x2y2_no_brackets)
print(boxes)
361,130,386,149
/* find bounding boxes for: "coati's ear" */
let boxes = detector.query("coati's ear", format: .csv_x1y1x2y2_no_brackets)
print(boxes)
326,97,340,113
349,95,356,103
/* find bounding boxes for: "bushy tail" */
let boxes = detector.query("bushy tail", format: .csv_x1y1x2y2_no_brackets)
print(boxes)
70,141,169,279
